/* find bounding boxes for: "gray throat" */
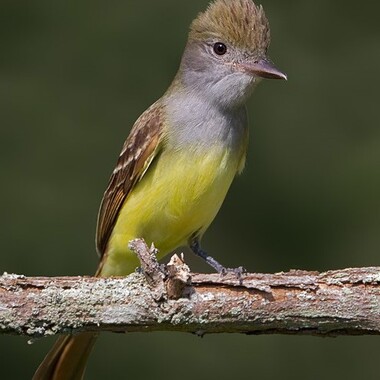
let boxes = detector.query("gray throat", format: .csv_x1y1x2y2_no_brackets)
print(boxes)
163,89,248,153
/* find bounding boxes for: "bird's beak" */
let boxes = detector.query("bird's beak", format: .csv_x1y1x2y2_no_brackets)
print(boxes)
239,58,287,80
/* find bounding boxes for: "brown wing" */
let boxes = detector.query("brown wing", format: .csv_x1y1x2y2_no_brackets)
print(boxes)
96,102,164,257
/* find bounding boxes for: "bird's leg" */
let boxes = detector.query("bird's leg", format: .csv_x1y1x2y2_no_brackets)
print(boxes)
189,237,246,277
190,238,225,273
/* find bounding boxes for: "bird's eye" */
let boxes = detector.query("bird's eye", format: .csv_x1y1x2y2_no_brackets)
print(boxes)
213,42,227,55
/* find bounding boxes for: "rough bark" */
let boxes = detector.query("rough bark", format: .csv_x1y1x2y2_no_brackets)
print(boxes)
0,240,379,338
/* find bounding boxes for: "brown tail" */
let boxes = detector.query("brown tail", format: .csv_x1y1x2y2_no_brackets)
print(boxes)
32,332,98,380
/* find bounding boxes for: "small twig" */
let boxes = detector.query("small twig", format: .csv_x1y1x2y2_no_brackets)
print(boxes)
165,253,191,299
128,239,164,287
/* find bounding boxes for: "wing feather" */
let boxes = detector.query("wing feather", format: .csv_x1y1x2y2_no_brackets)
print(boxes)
96,103,164,257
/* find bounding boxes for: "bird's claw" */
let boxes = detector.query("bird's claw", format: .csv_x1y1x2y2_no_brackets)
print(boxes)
219,266,246,281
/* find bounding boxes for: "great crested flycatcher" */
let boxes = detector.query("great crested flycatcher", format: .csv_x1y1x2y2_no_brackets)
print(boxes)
33,0,286,378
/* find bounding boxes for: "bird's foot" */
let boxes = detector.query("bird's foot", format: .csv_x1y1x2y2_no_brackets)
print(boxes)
219,266,247,283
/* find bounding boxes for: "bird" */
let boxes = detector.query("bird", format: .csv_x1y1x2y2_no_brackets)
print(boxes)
33,0,286,378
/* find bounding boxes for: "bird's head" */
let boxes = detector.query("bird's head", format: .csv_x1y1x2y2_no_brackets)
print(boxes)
178,0,286,108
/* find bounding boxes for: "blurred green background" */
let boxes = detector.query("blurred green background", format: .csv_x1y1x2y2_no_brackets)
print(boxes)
1,0,380,379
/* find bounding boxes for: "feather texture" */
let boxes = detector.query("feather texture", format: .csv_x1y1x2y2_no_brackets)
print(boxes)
96,102,164,258
190,0,270,53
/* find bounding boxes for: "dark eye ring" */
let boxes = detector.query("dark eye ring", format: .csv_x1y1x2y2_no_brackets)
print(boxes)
213,42,227,55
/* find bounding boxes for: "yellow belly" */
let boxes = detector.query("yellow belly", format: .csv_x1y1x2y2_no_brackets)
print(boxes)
100,145,241,276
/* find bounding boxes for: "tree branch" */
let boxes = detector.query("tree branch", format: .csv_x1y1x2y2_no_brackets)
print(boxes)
1,240,379,338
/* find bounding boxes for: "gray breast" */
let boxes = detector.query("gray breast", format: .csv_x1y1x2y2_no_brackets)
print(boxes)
164,92,248,152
